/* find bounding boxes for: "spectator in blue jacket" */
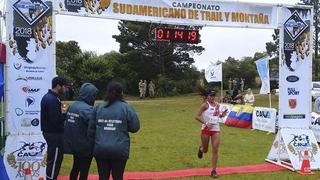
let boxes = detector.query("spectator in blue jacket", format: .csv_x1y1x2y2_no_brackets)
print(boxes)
40,76,67,180
64,83,98,180
89,81,140,180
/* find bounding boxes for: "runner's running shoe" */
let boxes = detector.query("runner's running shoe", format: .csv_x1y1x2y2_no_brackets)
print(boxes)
197,146,203,159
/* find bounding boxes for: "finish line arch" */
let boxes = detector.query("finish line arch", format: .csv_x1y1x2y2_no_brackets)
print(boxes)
0,0,317,179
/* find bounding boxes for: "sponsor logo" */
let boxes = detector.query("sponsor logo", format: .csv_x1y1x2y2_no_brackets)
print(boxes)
63,0,111,14
256,110,271,118
283,114,305,119
16,75,27,82
311,115,320,126
25,96,35,107
16,75,43,82
289,99,297,109
286,76,299,83
287,134,318,161
66,0,83,7
21,86,40,93
31,118,40,127
25,110,40,115
289,134,310,148
13,63,22,70
288,88,300,96
21,118,39,127
15,108,24,116
21,118,31,127
13,0,50,25
284,11,308,41
6,141,46,177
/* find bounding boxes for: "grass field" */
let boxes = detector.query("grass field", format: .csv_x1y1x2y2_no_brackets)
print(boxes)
59,94,320,179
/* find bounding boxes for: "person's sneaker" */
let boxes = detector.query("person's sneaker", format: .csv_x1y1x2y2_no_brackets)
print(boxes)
197,146,203,159
211,169,218,178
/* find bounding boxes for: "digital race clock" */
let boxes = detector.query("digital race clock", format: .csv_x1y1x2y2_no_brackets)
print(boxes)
155,28,200,44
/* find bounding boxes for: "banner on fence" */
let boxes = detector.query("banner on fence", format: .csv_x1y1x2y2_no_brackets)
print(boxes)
252,107,276,133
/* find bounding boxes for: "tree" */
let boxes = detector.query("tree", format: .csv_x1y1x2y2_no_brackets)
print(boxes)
56,41,85,89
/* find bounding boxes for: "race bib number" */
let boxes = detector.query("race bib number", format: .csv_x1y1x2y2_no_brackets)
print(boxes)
209,116,219,124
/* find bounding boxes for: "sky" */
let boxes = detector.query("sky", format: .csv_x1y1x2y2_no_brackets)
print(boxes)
56,0,300,70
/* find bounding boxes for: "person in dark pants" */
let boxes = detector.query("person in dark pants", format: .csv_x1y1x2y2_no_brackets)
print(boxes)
40,77,67,180
88,81,140,180
64,83,98,180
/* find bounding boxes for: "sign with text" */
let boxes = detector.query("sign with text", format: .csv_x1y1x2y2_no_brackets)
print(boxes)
6,0,55,133
4,135,47,180
54,0,278,29
279,8,312,128
253,107,276,133
311,112,320,142
281,128,320,170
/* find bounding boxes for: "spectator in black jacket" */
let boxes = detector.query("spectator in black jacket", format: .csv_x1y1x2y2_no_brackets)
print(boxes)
41,76,67,180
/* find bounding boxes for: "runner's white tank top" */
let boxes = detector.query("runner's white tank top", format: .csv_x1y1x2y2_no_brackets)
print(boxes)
201,101,220,131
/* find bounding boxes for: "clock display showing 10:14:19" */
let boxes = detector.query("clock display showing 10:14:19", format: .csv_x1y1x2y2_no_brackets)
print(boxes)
155,28,200,44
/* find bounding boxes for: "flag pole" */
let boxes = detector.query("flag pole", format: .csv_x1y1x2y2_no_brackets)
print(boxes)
221,64,223,102
269,92,272,108
268,59,271,108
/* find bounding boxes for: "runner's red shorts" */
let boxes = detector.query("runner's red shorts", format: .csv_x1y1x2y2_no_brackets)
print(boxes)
201,129,220,136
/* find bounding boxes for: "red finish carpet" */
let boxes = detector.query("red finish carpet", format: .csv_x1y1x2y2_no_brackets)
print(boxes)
58,163,285,179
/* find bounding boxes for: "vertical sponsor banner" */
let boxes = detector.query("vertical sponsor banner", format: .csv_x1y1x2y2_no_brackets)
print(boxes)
205,63,222,83
4,1,54,179
279,7,312,128
0,0,6,41
6,0,55,133
255,57,270,94
3,135,47,179
252,107,276,133
53,0,278,29
281,128,320,170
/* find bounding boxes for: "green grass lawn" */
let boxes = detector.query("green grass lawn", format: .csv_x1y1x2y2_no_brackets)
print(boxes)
59,94,320,179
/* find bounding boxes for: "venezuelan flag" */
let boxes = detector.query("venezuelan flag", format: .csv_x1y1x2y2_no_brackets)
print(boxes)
225,105,254,129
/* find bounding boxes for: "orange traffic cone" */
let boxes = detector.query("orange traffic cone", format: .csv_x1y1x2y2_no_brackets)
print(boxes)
297,150,315,175
24,168,33,180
